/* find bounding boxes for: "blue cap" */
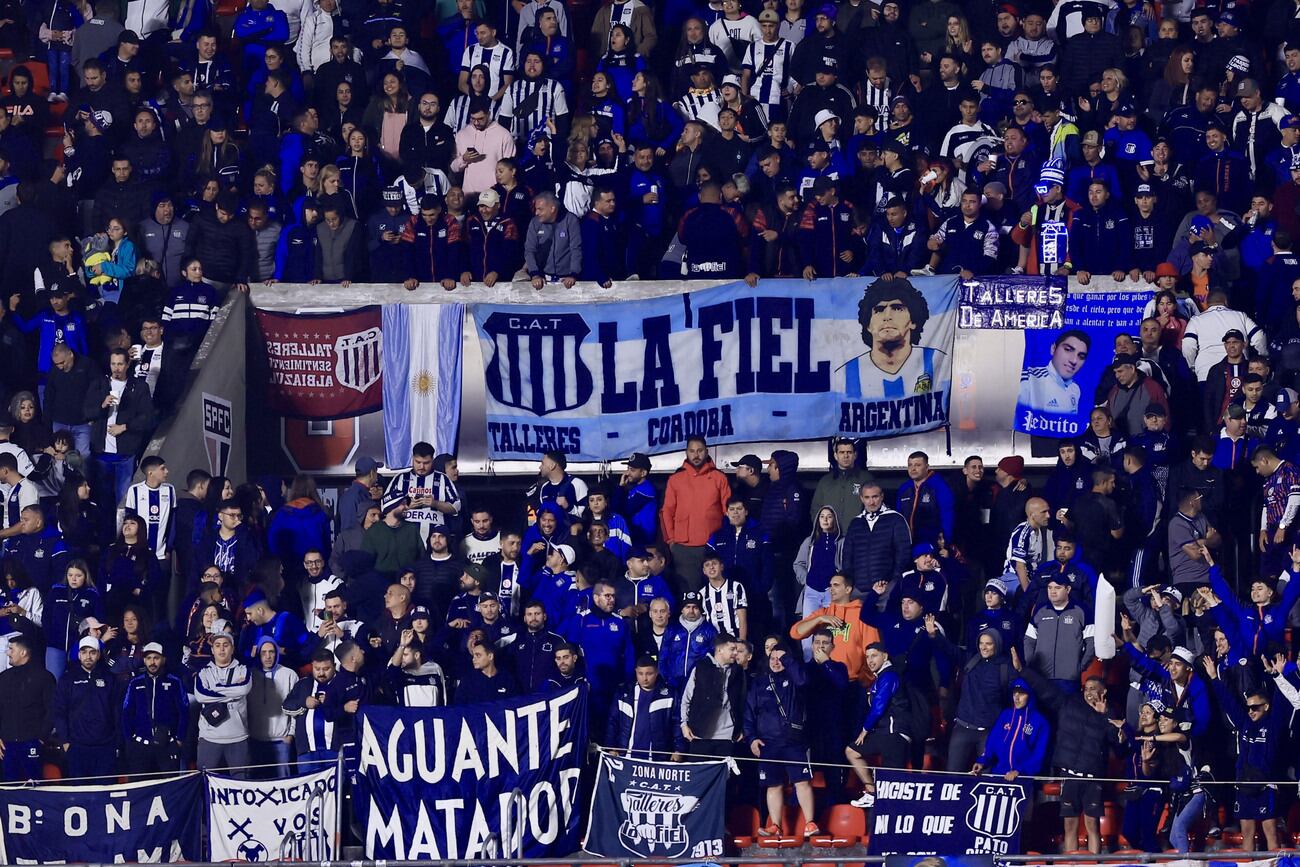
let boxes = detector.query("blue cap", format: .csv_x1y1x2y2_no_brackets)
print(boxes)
626,546,650,561
1283,115,1300,130
912,542,938,558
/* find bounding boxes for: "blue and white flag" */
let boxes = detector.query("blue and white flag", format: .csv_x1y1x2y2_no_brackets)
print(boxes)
206,765,340,861
584,754,728,859
382,303,464,466
473,277,959,460
0,774,202,863
867,768,1027,856
356,685,588,859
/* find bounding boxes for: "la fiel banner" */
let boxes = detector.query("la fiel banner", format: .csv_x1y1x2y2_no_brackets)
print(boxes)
583,754,727,859
473,276,960,460
1014,290,1150,438
253,306,383,419
0,774,202,863
866,769,1027,856
356,685,588,859
206,765,340,861
958,275,1067,329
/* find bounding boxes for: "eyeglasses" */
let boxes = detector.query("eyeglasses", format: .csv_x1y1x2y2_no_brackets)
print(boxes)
1247,703,1266,711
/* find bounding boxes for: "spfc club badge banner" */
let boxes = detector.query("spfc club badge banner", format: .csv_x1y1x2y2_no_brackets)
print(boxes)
253,307,384,419
583,754,727,860
867,769,1027,856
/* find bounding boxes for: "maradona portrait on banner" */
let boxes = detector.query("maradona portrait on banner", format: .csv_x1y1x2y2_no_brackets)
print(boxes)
838,276,948,399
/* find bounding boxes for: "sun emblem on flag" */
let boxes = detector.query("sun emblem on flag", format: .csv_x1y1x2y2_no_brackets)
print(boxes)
412,370,436,396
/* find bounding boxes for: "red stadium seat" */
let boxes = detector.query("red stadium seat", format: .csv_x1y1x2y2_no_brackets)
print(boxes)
42,762,61,780
727,804,759,850
809,804,867,848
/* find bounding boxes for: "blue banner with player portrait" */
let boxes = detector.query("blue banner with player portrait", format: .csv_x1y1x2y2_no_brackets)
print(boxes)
472,277,960,460
1014,290,1150,439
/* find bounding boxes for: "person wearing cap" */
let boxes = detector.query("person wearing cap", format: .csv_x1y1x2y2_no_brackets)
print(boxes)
745,639,820,838
1010,157,1078,276
1265,387,1300,462
411,527,464,614
740,10,794,120
194,619,253,775
967,578,1021,654
365,185,416,283
1056,6,1123,99
707,497,771,628
1183,290,1266,383
615,453,657,545
1023,559,1095,692
462,186,523,287
121,642,188,774
1265,112,1300,189
240,589,313,671
796,175,862,279
892,542,949,616
620,546,672,618
1127,183,1175,282
787,58,855,145
1101,353,1169,437
380,626,448,707
50,635,119,778
1200,323,1255,430
1204,655,1287,851
1193,126,1252,215
658,589,718,693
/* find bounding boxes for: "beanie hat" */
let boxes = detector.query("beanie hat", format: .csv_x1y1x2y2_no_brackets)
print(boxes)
1039,158,1065,187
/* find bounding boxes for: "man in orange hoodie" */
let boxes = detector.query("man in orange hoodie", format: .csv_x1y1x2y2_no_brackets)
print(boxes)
661,436,732,591
789,571,881,683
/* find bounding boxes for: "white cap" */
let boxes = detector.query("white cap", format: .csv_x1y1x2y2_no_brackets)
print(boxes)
722,74,742,88
814,109,838,128
208,619,235,641
553,543,576,564
142,642,164,656
78,636,100,651
478,188,500,207
1171,646,1196,666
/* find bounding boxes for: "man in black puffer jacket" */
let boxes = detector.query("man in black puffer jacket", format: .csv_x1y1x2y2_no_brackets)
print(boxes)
1018,661,1124,855
843,483,912,594
184,192,256,289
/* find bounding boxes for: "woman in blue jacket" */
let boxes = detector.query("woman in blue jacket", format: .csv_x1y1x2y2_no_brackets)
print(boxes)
45,559,104,678
86,217,138,309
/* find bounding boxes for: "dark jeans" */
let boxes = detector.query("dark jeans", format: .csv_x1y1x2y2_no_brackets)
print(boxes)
946,722,988,774
123,740,181,776
2,740,42,782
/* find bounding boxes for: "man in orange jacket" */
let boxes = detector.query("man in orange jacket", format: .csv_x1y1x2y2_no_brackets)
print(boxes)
661,436,732,592
789,571,881,683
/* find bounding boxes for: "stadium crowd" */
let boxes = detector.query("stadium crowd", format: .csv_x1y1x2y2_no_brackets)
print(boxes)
9,0,1300,857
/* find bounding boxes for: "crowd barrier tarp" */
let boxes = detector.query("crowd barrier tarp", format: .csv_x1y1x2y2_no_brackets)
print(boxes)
866,769,1028,857
0,773,202,863
1014,291,1150,439
471,276,960,461
958,275,1068,330
355,685,589,859
253,306,385,419
583,753,728,859
381,303,464,466
206,764,340,862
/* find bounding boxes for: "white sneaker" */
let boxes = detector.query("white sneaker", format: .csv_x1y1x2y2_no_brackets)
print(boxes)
51,92,68,103
909,265,935,276
1009,265,1025,275
47,92,58,102
850,790,875,809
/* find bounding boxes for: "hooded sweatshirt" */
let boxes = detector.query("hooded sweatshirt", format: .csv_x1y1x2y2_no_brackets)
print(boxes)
759,450,803,548
248,638,298,741
194,651,253,744
975,677,1051,776
788,597,881,683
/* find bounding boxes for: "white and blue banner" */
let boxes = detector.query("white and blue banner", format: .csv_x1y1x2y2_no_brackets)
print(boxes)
584,754,728,859
473,277,960,460
0,774,202,863
866,768,1028,856
382,303,464,466
1014,290,1149,438
356,685,589,859
206,765,340,862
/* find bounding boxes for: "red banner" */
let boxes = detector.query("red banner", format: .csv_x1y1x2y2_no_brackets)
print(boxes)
254,307,383,419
